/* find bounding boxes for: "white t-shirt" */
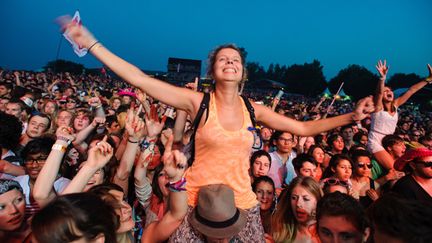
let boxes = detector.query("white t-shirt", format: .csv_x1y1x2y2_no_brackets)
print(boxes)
13,175,70,204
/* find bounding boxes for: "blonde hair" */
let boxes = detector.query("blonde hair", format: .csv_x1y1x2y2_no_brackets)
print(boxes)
271,177,322,242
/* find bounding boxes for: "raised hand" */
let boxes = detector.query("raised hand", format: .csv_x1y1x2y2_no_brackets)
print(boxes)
375,60,389,79
125,106,146,141
135,89,147,105
56,15,97,49
184,77,199,91
88,96,102,108
86,136,113,169
352,96,375,121
162,135,187,182
55,126,76,142
91,117,106,128
145,104,166,139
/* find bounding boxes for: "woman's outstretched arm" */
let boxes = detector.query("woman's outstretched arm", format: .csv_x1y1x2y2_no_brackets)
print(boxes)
60,17,202,116
394,64,432,107
255,96,375,137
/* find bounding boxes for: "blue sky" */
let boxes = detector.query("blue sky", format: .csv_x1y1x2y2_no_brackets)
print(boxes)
1,0,431,80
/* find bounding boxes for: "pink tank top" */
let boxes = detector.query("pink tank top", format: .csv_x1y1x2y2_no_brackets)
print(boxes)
185,93,258,209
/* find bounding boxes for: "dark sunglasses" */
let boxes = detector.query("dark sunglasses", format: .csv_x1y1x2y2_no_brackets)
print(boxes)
357,163,373,169
414,161,432,167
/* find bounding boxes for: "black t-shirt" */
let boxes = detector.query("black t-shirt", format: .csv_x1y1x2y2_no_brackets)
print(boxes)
392,175,432,204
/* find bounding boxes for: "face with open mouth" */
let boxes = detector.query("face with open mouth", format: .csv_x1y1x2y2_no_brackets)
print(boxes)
213,48,243,82
383,86,394,102
290,185,318,224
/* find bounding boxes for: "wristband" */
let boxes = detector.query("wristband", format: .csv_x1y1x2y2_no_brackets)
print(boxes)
127,138,139,143
52,144,67,153
57,136,72,145
140,138,156,150
168,177,187,192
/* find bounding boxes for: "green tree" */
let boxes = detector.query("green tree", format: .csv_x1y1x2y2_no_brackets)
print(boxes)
387,73,422,89
388,73,429,105
274,64,286,82
267,63,275,80
246,62,266,83
283,60,326,96
44,59,85,74
329,64,377,100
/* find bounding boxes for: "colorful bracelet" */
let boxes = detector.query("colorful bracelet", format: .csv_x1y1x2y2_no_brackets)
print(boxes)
168,177,186,192
140,137,157,150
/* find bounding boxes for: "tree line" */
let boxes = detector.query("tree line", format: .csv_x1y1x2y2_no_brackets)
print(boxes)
44,57,429,107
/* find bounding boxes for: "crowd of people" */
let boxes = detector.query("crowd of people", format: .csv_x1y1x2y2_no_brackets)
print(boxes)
0,18,432,243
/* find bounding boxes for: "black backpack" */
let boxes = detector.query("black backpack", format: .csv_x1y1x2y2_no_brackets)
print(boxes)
185,92,259,166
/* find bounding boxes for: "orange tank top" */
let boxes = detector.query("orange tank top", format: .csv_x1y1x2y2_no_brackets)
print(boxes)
185,93,258,209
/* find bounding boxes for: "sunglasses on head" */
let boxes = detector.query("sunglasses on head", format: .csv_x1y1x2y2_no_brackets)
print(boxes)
322,178,349,187
357,163,373,169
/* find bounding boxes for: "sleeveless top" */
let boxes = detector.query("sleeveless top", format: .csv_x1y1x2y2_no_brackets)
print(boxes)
185,93,258,209
369,108,398,135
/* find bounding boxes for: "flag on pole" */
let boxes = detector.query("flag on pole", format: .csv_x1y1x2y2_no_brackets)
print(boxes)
63,11,88,57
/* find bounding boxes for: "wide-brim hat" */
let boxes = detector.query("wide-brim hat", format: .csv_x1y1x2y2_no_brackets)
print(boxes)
394,147,432,171
189,184,247,239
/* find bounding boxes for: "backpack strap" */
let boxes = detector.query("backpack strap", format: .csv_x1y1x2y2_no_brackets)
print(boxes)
241,95,264,150
188,92,210,166
192,92,210,130
241,95,258,128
